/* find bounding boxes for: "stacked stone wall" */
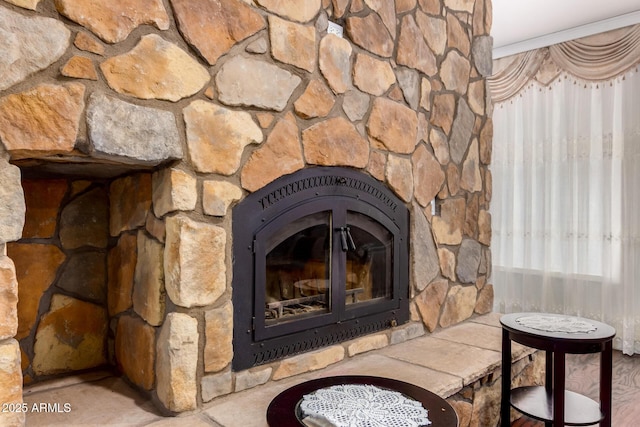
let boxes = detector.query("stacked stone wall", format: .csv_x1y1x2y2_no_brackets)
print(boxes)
0,0,494,420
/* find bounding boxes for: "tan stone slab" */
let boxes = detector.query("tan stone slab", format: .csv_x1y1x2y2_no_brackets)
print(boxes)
317,354,462,398
380,336,501,386
24,376,162,426
432,320,502,352
468,313,539,360
145,413,221,426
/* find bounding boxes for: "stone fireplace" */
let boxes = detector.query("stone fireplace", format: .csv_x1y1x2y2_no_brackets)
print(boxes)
0,0,494,423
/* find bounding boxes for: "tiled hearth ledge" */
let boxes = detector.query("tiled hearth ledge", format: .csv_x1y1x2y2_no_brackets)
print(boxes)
23,314,544,427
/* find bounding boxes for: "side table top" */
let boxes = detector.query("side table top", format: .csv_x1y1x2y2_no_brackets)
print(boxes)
501,312,615,343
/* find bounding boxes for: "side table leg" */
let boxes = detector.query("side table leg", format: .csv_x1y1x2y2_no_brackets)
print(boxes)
545,351,553,427
600,341,613,427
501,328,512,427
553,351,566,427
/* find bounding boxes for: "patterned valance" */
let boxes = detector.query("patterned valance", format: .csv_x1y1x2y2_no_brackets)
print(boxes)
489,24,640,103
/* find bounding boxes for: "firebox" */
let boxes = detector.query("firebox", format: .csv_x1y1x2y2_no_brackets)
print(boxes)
232,167,409,370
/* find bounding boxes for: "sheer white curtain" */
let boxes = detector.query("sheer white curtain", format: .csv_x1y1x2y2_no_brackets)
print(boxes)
491,68,640,354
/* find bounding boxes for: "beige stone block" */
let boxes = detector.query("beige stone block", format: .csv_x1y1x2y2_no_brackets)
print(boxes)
60,187,109,250
55,0,169,43
415,278,448,332
202,371,233,402
9,243,65,340
302,117,369,168
412,143,445,207
32,295,107,376
5,0,39,9
397,15,437,76
61,55,98,80
269,16,316,72
204,301,233,373
203,180,243,217
318,34,352,94
347,333,388,357
431,93,455,135
116,315,156,390
478,209,491,246
101,35,208,102
0,161,25,244
74,32,104,55
461,139,483,193
0,83,84,158
184,100,263,175
235,366,272,392
385,155,413,203
432,197,465,245
164,215,226,308
108,233,136,316
0,339,24,427
294,80,335,119
110,173,152,236
272,345,345,380
438,247,457,281
439,285,477,328
353,54,396,96
367,97,418,154
157,313,198,412
256,0,321,23
241,113,304,192
152,168,197,218
346,14,394,58
0,256,18,340
133,231,165,326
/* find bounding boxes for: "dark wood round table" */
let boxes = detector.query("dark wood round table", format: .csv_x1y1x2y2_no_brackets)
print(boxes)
267,375,458,426
500,313,616,426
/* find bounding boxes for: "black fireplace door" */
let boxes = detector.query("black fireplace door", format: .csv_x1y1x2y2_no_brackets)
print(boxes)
233,167,409,370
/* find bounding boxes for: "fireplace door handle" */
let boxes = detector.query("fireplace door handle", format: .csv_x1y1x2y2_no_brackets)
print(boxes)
337,227,356,252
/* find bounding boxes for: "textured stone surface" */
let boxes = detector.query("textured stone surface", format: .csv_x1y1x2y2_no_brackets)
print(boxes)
0,256,18,340
5,0,39,9
203,181,243,216
110,173,152,236
60,187,109,250
9,243,65,340
441,50,471,95
416,12,446,55
0,339,24,426
116,314,156,390
478,209,491,246
55,0,170,43
216,56,301,111
432,197,466,245
440,285,477,328
475,283,493,314
447,13,470,57
0,7,70,91
457,238,482,284
101,34,209,102
468,80,486,117
347,334,388,357
431,93,456,135
202,371,233,402
184,100,263,175
450,98,475,164
302,117,369,168
108,233,137,316
444,0,475,13
272,345,345,380
74,32,105,55
395,67,420,110
269,16,316,72
204,301,233,372
20,179,66,239
386,155,413,202
430,128,450,165
411,204,439,291
241,113,304,192
152,168,197,217
164,215,226,308
256,0,321,22
157,313,198,412
353,54,396,96
397,15,437,76
32,294,107,375
438,248,457,281
346,13,394,58
0,162,25,243
294,80,335,119
61,56,98,80
461,139,483,192
342,90,370,121
319,35,353,94
367,98,418,154
412,144,445,207
415,278,448,332
87,92,182,165
235,366,272,392
0,83,85,158
133,232,165,326
58,251,106,303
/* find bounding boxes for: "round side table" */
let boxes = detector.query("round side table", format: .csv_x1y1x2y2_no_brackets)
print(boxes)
500,313,615,426
267,375,458,426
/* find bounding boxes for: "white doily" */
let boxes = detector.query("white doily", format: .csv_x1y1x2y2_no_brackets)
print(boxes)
516,315,597,334
298,384,431,427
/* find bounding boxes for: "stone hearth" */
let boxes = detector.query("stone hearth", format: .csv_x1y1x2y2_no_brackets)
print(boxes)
0,0,494,424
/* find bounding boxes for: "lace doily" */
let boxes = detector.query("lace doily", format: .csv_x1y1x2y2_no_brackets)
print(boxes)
298,384,431,427
516,315,597,334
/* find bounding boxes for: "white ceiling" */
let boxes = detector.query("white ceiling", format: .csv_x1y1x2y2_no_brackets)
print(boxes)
491,0,640,58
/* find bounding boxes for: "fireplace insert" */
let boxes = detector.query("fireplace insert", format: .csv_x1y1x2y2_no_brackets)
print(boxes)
232,167,409,370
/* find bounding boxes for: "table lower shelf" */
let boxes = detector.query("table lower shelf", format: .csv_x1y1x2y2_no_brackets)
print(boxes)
510,386,603,426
